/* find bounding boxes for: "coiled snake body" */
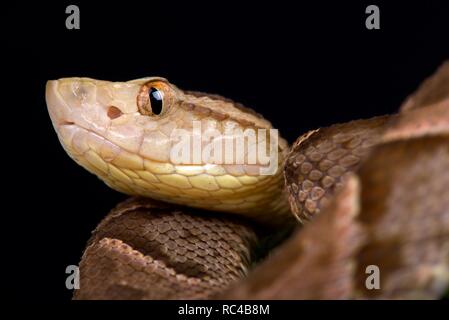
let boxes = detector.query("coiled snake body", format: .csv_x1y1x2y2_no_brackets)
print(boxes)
46,62,449,299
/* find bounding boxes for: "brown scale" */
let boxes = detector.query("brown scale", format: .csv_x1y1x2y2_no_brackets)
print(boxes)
73,197,257,300
221,62,449,300
354,134,449,299
220,176,365,299
285,115,390,222
222,102,449,300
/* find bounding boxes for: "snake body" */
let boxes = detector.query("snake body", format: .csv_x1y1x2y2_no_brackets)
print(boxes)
46,63,449,299
72,197,258,300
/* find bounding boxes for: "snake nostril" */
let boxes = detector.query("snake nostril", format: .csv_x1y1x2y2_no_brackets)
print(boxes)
107,106,123,120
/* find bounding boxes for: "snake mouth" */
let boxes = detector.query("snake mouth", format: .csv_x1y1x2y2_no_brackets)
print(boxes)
57,121,123,164
46,79,127,162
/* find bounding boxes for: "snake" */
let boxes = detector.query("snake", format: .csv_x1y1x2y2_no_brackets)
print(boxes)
45,62,449,299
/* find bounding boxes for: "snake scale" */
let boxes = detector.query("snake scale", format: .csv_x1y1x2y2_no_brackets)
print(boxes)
46,61,449,299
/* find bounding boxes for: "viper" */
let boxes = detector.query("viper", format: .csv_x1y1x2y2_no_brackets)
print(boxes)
45,63,449,299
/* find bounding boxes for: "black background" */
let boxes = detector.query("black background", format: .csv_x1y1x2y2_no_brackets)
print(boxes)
3,1,449,302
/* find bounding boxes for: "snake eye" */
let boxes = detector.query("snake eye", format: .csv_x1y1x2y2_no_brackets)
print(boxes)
149,87,163,115
137,80,171,116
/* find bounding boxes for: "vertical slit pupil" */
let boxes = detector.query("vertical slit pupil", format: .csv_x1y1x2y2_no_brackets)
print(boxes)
149,87,163,115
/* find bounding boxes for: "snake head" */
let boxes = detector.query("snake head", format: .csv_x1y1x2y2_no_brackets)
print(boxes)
46,77,290,222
